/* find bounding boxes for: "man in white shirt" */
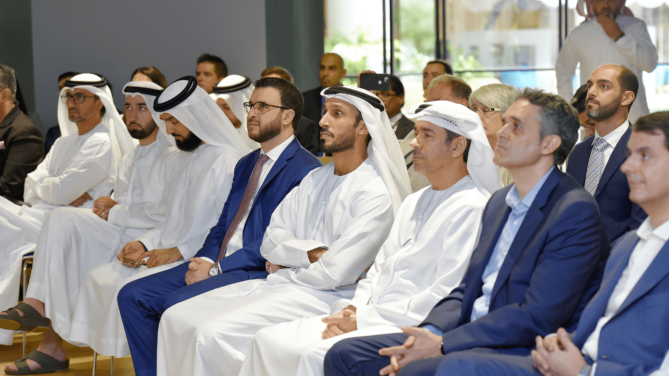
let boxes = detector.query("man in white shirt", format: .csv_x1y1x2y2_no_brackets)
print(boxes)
566,64,647,245
0,73,134,346
556,0,657,124
58,77,250,359
436,111,669,376
0,81,173,374
239,100,502,376
155,86,411,376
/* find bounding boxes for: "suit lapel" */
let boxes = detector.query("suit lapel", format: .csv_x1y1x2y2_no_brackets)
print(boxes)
594,126,630,197
614,240,669,317
489,169,561,301
573,233,638,346
257,138,299,194
567,137,593,185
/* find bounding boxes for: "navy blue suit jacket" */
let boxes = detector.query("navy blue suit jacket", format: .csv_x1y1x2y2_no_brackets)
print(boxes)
194,138,321,279
566,126,647,244
572,230,669,375
421,169,610,355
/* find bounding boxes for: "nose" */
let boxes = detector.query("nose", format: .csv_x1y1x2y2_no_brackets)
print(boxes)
409,136,419,150
497,123,511,139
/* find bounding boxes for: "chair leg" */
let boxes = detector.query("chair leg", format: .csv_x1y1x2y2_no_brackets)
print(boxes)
92,351,97,376
110,356,114,376
21,260,29,356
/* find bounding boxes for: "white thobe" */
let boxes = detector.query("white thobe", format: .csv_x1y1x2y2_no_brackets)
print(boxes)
24,141,172,345
0,123,111,345
240,176,488,376
156,159,395,376
556,15,658,124
65,143,240,356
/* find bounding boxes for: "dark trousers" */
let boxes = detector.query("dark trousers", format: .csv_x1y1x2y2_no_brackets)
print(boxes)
323,332,538,376
117,263,250,376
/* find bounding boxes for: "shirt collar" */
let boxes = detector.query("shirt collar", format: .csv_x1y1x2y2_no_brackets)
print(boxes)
593,119,629,149
261,134,294,162
506,166,555,213
389,112,402,125
639,217,669,242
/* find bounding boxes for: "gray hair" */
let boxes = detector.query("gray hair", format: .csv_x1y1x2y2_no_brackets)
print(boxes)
517,88,580,166
469,83,519,116
0,64,17,101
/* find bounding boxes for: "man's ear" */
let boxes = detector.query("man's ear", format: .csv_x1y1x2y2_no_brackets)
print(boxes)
458,98,469,108
621,90,635,108
283,109,295,127
541,134,562,157
451,136,468,159
398,94,405,107
0,88,11,102
357,121,369,137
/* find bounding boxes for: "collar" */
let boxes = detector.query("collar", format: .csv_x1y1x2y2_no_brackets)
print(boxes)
262,135,294,162
506,166,555,213
640,217,669,242
594,119,629,149
389,112,402,125
0,104,19,128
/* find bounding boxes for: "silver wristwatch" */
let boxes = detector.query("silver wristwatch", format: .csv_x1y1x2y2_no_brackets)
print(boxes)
208,263,220,277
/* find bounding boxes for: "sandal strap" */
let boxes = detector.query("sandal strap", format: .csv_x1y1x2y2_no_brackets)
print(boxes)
13,358,31,373
2,307,22,321
26,349,61,367
13,303,50,329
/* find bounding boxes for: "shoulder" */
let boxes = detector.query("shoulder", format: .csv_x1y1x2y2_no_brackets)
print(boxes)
11,112,42,136
82,130,111,149
550,173,600,214
289,142,322,168
302,86,322,96
620,15,648,28
399,115,415,125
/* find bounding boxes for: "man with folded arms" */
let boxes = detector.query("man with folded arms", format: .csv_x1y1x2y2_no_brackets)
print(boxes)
0,80,172,374
441,111,669,376
117,77,321,376
240,100,502,376
156,86,411,376
0,73,134,347
64,77,250,359
323,89,610,376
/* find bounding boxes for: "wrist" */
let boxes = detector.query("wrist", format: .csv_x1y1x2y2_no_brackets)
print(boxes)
137,241,149,252
615,32,625,41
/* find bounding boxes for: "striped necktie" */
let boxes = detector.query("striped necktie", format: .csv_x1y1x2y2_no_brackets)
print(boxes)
585,137,608,195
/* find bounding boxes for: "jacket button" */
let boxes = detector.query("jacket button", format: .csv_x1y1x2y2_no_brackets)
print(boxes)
601,355,610,359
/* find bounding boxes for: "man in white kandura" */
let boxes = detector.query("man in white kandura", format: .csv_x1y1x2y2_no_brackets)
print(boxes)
211,74,261,150
556,0,657,124
0,81,174,374
0,73,134,346
67,76,250,358
240,100,504,376
156,86,412,376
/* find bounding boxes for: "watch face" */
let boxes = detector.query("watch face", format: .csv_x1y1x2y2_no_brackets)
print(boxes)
209,265,218,276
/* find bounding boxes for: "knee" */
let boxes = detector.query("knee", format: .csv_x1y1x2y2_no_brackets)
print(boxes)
117,280,141,308
435,352,484,376
323,340,353,376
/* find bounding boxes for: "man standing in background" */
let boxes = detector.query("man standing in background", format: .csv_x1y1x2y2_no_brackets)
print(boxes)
196,53,228,94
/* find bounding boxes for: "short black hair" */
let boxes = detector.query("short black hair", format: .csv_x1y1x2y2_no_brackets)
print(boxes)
571,84,589,114
253,77,304,131
197,54,228,78
426,59,453,75
58,71,79,82
616,65,639,111
131,66,168,88
633,111,669,151
389,75,405,97
517,88,580,166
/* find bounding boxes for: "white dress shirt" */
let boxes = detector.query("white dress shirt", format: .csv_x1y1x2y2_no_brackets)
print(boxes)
583,217,669,370
593,120,628,170
389,113,402,132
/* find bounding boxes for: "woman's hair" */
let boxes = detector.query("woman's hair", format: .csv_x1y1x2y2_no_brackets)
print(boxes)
469,83,519,116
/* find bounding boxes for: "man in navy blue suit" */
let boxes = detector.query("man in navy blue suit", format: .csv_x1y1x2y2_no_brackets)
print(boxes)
566,64,647,244
323,89,610,376
116,77,321,376
433,111,669,376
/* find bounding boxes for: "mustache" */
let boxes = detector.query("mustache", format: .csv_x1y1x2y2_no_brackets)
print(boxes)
586,97,599,105
127,121,142,127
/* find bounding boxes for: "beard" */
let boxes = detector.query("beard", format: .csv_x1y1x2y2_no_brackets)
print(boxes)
173,131,203,152
127,120,157,140
249,112,282,143
585,94,622,122
319,126,356,154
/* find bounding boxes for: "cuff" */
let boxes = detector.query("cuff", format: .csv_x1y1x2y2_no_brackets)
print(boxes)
200,257,215,264
107,207,120,225
578,364,593,376
422,324,444,337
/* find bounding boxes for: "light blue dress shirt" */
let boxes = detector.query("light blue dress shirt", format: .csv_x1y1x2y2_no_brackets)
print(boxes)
424,167,555,337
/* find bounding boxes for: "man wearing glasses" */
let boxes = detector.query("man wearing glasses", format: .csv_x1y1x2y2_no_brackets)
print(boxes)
117,77,321,376
375,75,414,140
0,73,134,347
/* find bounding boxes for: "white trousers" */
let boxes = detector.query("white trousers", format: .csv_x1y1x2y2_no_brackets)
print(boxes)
25,207,146,347
0,198,53,345
157,280,344,376
67,259,184,356
240,315,403,376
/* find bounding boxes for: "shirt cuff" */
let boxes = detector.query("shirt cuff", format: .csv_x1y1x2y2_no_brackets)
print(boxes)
200,257,215,264
422,324,444,337
544,333,558,339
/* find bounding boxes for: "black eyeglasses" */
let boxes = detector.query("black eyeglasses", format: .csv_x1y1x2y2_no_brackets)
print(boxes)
243,101,290,114
61,93,97,104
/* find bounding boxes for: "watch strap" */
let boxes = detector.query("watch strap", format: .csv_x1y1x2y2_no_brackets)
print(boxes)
615,32,626,41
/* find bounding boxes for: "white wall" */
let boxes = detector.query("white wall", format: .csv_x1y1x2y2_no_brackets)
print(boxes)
31,0,266,129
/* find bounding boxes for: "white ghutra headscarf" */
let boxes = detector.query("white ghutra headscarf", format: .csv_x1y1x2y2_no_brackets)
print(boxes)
153,76,252,156
321,86,411,214
210,75,259,150
406,100,503,197
122,81,176,152
57,73,136,182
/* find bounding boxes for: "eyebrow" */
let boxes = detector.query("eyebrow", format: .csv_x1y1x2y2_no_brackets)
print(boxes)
124,102,147,106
